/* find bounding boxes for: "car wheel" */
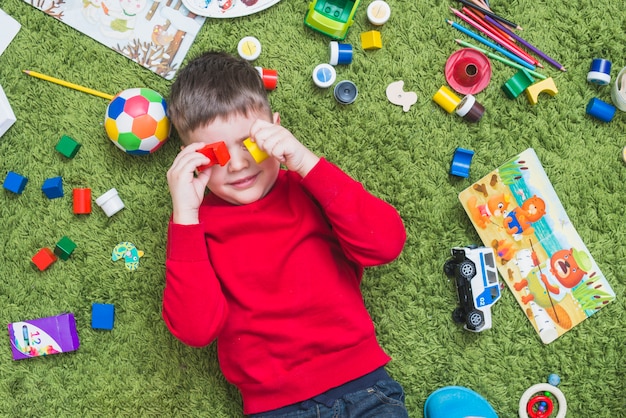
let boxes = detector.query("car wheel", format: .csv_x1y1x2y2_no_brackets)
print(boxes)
452,307,465,324
457,260,476,280
466,309,484,330
443,259,456,277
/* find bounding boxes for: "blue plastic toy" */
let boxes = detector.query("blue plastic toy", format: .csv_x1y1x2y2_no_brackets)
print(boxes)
3,171,28,194
450,147,475,178
92,303,115,330
42,176,64,199
586,97,616,122
424,386,498,418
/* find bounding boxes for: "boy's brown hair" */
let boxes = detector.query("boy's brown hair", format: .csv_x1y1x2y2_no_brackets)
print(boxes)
168,51,271,142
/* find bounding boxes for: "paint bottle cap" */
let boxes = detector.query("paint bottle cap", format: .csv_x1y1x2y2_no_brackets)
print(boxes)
237,36,261,61
329,41,353,65
587,58,611,85
367,1,391,25
312,63,336,88
334,80,358,104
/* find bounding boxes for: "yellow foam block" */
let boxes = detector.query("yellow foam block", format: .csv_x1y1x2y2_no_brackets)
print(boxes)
243,138,269,163
526,77,558,105
361,30,382,50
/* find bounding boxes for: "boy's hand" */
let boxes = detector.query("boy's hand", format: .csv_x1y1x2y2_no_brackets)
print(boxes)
249,119,319,178
167,142,212,225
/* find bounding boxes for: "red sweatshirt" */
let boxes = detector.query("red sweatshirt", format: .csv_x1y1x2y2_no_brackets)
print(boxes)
162,158,406,414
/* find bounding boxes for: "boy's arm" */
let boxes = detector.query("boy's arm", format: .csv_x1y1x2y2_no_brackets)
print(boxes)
301,158,407,267
162,222,228,347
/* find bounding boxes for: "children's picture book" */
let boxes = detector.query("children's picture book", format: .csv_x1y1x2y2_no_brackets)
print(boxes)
458,148,616,344
23,0,206,80
0,84,17,138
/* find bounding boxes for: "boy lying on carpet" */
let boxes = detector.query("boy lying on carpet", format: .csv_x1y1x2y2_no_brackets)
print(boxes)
162,50,408,417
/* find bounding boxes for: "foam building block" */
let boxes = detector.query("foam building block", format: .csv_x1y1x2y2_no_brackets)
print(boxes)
42,176,64,199
7,313,80,360
450,147,475,178
92,303,115,330
243,138,269,163
55,135,81,158
73,188,92,214
54,236,77,260
526,77,558,105
32,247,57,271
3,170,27,194
361,30,383,50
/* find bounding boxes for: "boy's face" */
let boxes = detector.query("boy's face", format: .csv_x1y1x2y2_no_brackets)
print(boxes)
185,110,281,205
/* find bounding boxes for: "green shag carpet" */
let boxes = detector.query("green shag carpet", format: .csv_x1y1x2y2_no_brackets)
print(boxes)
1,0,625,416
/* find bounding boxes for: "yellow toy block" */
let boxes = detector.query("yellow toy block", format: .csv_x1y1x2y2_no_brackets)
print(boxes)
243,138,269,163
361,30,382,50
525,77,558,105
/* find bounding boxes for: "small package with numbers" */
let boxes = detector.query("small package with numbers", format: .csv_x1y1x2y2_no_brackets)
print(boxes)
7,313,80,360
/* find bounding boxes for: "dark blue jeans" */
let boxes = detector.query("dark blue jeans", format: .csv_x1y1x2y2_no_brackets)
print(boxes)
249,372,408,418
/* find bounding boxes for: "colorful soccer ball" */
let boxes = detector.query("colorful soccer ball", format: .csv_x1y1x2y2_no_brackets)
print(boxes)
104,88,171,155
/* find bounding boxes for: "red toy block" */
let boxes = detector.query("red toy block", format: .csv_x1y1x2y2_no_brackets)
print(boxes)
196,141,231,171
73,188,92,214
32,248,58,271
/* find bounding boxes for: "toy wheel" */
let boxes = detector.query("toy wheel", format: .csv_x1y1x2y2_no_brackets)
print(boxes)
452,307,465,324
519,383,567,418
466,309,484,330
457,260,476,280
443,259,456,277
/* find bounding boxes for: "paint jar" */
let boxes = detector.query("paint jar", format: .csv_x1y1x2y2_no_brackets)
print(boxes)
329,41,353,65
433,86,461,113
586,97,616,122
256,67,278,90
334,80,358,104
610,66,626,111
367,1,391,25
587,58,611,85
96,188,125,217
456,94,485,123
312,63,336,88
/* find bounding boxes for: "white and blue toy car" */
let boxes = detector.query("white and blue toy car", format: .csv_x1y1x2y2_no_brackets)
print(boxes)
444,246,501,332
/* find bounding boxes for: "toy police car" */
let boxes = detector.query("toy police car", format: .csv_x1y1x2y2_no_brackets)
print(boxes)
444,246,501,332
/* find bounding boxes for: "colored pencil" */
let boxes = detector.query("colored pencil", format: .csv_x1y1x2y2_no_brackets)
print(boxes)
470,0,490,10
455,0,522,31
450,7,537,67
466,0,516,32
445,19,535,71
22,70,115,100
483,15,566,72
462,6,514,45
455,39,547,80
